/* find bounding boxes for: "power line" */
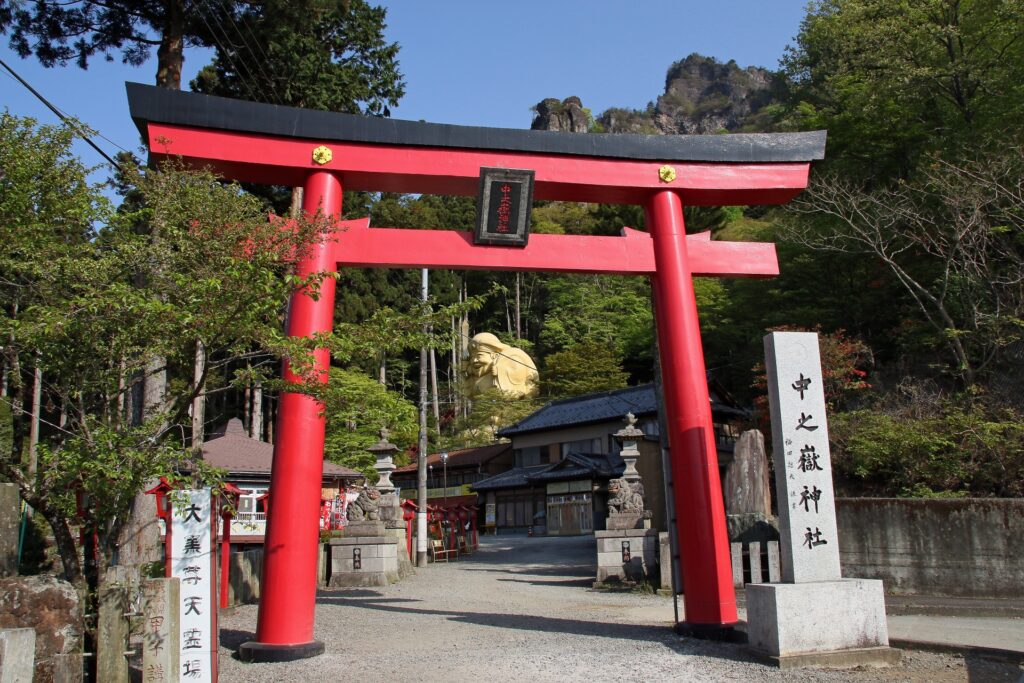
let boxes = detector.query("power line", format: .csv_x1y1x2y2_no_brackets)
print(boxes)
216,0,281,103
193,0,273,105
0,57,125,172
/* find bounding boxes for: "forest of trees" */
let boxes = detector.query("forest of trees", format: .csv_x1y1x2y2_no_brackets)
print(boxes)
1,0,1022,607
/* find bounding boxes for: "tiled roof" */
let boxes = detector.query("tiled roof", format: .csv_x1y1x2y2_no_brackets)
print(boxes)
393,442,511,474
528,452,625,482
497,383,747,437
470,452,625,492
200,418,361,479
470,465,549,492
497,385,657,437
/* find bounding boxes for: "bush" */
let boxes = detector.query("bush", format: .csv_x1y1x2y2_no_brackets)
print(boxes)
830,401,1024,498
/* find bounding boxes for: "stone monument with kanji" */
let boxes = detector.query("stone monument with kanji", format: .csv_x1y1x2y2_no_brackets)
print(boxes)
746,332,897,668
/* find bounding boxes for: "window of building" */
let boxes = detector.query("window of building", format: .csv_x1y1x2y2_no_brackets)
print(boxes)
516,446,543,467
561,438,602,456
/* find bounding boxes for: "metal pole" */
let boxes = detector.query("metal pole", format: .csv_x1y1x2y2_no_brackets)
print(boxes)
442,452,448,505
416,269,429,567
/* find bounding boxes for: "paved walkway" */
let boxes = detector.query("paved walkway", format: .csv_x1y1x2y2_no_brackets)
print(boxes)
218,535,1023,682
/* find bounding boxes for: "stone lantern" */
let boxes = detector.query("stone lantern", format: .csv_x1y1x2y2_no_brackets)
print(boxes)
595,413,658,586
368,427,398,493
614,412,645,485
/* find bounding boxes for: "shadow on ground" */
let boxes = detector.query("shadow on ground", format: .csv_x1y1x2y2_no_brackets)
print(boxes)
313,592,760,666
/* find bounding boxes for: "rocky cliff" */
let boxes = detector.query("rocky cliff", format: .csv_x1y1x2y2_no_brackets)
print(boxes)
534,54,781,136
531,96,591,133
651,53,780,134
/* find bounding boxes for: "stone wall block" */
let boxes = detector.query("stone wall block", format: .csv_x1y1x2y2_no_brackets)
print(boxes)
836,498,1024,597
0,576,83,683
0,628,36,682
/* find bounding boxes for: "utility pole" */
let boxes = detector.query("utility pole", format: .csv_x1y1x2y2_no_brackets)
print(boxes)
416,268,430,567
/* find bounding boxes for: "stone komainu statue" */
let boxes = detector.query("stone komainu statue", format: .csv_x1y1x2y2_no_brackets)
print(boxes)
607,477,645,514
347,487,381,522
466,332,539,398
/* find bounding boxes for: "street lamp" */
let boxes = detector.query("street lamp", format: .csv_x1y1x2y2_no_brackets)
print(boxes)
441,451,449,505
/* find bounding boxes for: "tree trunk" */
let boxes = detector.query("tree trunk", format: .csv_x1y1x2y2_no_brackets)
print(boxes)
267,395,275,444
155,0,185,89
515,272,522,339
243,379,252,434
115,357,126,429
191,341,206,448
41,507,83,586
451,315,459,421
115,492,162,567
430,348,440,438
290,187,305,218
9,348,25,463
251,380,263,441
142,357,166,421
28,360,41,479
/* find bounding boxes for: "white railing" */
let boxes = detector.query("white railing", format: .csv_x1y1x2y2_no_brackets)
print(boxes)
236,512,266,522
231,513,267,536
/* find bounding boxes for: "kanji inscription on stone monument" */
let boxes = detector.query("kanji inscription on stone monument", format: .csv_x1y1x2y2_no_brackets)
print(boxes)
763,331,842,583
141,577,179,683
170,489,216,682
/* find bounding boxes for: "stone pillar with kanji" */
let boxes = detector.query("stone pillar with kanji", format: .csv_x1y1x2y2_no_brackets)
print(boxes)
746,332,897,669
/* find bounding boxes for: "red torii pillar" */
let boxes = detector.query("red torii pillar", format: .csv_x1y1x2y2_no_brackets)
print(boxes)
126,82,825,660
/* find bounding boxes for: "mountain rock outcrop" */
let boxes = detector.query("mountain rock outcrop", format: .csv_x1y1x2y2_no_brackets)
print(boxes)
654,53,779,134
594,53,781,136
531,96,591,133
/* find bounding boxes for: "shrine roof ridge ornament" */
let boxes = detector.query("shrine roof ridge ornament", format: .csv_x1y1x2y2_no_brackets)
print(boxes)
126,83,826,164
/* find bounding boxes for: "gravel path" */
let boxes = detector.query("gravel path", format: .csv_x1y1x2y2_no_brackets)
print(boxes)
218,535,1021,682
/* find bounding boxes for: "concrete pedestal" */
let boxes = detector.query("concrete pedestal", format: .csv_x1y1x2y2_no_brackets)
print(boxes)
746,579,898,668
605,511,652,531
385,525,414,579
328,536,399,587
594,529,659,584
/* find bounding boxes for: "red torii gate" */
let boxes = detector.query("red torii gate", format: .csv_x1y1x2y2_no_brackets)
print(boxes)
128,83,825,662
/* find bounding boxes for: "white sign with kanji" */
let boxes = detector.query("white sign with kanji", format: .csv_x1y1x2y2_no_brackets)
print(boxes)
170,488,217,682
764,332,842,583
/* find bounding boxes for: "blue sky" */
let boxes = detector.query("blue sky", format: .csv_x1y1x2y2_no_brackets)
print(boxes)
1,1,808,171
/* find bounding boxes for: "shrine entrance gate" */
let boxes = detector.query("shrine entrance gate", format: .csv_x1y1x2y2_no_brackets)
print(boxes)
127,83,825,662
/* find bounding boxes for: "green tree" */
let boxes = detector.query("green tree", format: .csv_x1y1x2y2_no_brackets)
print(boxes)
323,367,417,478
0,114,330,591
537,275,652,358
542,339,629,399
781,0,1024,177
191,0,403,115
786,143,1024,386
445,388,539,449
2,0,224,88
830,394,1024,498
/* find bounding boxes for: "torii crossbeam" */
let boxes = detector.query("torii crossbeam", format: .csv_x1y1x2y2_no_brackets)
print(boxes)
128,83,825,662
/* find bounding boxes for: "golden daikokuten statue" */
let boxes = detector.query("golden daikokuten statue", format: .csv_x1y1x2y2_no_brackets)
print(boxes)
467,332,539,398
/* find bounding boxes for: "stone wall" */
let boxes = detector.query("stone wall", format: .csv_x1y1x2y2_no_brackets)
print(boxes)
836,498,1024,597
0,575,84,682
